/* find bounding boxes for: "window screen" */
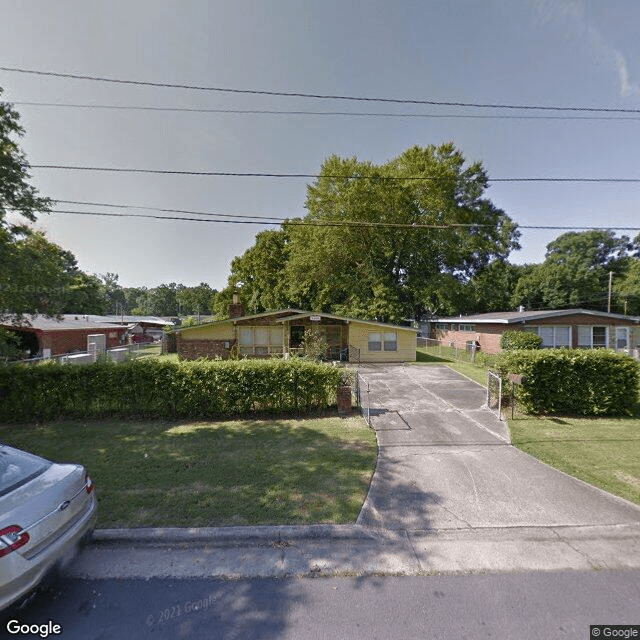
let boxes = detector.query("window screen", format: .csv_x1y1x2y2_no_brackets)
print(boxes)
383,332,397,351
368,332,382,351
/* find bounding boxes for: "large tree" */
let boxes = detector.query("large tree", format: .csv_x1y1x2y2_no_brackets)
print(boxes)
176,283,218,316
512,230,638,312
225,228,291,315
3,231,107,316
614,252,640,316
0,88,53,319
463,260,527,314
282,143,519,322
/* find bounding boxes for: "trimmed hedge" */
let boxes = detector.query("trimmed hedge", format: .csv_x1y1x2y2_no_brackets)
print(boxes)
499,330,542,351
0,358,345,423
495,349,640,416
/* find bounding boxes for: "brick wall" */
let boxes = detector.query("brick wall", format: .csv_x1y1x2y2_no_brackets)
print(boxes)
177,336,237,360
435,325,504,355
40,328,125,356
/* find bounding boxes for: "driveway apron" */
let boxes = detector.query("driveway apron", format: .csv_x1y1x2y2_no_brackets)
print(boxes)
356,365,640,532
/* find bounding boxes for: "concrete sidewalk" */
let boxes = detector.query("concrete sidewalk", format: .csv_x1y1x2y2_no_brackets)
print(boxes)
64,364,640,580
66,522,640,579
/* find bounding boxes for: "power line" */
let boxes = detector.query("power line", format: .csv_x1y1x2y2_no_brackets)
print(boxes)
48,208,485,228
53,199,640,231
44,207,640,231
3,65,640,113
28,165,640,182
9,100,640,121
57,199,285,221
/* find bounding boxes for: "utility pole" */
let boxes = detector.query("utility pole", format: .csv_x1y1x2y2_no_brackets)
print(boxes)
607,271,613,313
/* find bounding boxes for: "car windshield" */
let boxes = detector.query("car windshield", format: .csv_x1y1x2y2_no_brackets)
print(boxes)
0,446,51,497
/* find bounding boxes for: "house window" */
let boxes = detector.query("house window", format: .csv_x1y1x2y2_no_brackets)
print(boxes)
239,325,284,355
369,332,397,352
383,332,397,351
578,326,608,349
324,326,342,346
459,324,475,332
537,325,571,348
368,332,382,351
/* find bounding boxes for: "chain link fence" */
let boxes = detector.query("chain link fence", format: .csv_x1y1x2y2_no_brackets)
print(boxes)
353,369,371,427
8,342,162,366
417,336,481,363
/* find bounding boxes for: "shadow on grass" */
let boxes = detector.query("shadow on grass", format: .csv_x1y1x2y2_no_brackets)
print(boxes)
0,417,378,528
415,350,452,363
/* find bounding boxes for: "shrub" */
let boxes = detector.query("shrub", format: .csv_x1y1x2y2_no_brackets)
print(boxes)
495,349,640,416
500,330,542,351
475,351,499,369
0,358,345,423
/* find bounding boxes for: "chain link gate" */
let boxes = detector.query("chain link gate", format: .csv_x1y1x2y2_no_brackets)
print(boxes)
353,370,371,427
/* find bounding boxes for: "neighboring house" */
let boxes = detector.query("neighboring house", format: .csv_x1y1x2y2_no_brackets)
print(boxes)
1,315,128,358
83,315,172,342
174,301,417,363
433,309,640,355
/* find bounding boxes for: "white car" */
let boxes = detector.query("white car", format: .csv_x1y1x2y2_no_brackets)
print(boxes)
0,445,97,610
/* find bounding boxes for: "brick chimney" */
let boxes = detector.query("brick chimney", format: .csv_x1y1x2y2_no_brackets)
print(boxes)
229,292,245,319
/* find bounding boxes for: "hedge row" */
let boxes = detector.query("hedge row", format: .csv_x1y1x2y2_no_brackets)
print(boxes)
495,349,640,416
0,358,346,423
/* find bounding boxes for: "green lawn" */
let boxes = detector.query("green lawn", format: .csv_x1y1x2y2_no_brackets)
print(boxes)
509,413,640,506
0,416,377,528
414,347,489,386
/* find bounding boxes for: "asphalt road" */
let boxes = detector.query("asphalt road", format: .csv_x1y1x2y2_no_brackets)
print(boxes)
3,570,639,640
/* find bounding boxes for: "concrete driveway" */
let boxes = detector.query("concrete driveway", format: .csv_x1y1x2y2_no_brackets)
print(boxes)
356,364,640,532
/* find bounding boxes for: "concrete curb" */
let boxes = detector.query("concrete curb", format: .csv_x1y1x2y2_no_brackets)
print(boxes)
92,524,401,546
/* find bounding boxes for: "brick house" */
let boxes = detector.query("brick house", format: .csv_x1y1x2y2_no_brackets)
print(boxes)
433,309,640,355
173,300,417,363
1,315,127,357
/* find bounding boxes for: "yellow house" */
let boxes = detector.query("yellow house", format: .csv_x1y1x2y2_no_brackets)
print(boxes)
174,307,417,363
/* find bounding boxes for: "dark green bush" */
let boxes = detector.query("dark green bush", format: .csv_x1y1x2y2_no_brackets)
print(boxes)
0,358,345,423
495,349,640,416
499,330,543,351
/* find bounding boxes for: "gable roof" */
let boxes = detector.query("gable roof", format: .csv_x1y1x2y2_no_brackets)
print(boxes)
435,308,640,325
174,308,418,334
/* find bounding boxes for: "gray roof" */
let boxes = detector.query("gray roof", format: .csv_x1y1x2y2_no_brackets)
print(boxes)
1,315,129,332
435,308,640,325
81,314,173,326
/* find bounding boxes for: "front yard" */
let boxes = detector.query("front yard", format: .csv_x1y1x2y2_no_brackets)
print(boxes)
0,416,377,528
509,413,640,506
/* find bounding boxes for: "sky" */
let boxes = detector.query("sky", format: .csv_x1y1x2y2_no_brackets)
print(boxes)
1,0,640,291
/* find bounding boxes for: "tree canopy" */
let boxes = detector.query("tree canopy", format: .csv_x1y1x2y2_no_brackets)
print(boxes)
224,143,519,322
512,230,638,313
1,89,54,320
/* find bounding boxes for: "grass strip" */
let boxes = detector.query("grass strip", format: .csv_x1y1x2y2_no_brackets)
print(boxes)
508,413,640,507
0,416,377,528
